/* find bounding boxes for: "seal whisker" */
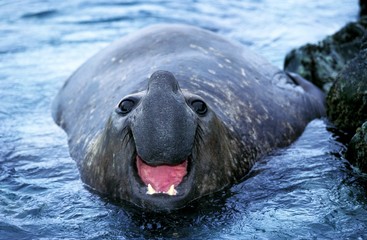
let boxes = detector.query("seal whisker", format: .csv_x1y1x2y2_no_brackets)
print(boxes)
120,126,132,147
194,123,204,153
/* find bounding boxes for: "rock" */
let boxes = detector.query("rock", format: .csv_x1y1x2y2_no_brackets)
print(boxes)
326,43,367,136
283,2,367,173
284,17,367,92
361,0,367,17
346,121,367,172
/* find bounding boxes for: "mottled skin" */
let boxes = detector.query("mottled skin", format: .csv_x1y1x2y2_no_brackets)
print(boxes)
53,24,325,210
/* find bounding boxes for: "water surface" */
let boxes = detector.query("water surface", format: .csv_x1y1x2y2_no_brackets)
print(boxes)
1,0,366,239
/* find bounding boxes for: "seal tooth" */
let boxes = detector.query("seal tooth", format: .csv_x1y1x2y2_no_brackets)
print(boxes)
166,185,177,196
146,184,177,196
146,184,157,195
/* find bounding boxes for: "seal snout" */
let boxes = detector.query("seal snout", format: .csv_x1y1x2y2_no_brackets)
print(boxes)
132,70,196,166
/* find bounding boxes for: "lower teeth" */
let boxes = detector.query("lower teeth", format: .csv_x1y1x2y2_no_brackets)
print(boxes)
146,184,177,196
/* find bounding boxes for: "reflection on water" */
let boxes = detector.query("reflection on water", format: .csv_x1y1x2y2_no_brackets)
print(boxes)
1,0,366,239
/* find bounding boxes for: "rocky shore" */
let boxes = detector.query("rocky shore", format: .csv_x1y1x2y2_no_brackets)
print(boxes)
283,1,367,173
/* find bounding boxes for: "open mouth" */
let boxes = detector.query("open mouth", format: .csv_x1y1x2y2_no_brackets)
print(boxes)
136,155,189,196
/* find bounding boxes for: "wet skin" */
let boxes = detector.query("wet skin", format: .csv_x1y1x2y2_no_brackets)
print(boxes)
53,24,325,211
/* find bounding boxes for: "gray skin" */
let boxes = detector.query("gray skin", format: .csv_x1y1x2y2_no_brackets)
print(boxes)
53,24,325,211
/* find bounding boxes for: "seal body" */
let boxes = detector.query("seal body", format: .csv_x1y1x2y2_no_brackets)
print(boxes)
53,24,325,210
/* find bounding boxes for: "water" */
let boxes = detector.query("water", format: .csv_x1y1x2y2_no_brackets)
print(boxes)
1,0,366,239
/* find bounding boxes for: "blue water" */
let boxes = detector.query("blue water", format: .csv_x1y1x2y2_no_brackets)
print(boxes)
1,0,366,239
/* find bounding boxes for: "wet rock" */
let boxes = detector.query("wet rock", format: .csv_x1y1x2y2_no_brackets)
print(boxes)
361,0,367,17
284,17,367,92
284,2,367,173
346,121,367,172
326,43,367,136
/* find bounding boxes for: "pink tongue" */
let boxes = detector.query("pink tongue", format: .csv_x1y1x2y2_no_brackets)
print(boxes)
136,156,187,193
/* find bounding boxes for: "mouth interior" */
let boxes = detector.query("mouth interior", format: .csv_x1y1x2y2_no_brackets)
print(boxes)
136,155,188,194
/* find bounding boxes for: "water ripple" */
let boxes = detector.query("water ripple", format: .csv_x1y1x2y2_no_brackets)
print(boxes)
0,0,365,239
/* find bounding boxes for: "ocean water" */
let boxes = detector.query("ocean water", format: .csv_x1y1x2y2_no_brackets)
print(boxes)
1,0,366,239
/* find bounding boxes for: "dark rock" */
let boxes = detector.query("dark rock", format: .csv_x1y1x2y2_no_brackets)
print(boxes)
326,45,367,136
284,2,367,173
361,0,367,17
346,121,367,172
284,17,367,92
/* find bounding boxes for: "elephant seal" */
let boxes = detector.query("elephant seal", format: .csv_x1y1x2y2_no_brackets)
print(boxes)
52,24,325,211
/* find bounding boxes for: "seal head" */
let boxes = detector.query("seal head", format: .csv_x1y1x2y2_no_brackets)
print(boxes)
82,70,244,210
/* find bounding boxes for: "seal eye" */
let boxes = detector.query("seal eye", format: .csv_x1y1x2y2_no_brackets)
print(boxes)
191,100,207,116
117,99,135,115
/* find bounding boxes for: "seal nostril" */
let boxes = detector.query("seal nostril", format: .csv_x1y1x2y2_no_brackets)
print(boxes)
148,70,179,93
